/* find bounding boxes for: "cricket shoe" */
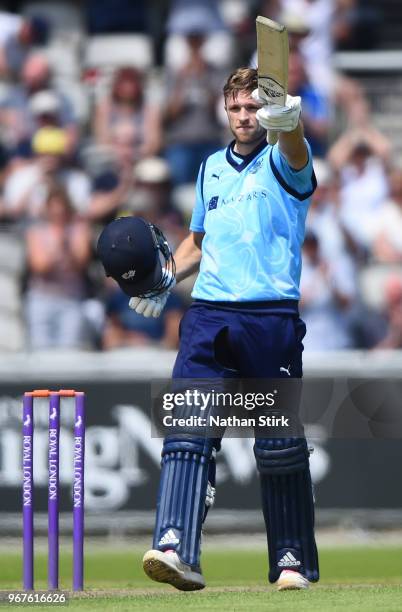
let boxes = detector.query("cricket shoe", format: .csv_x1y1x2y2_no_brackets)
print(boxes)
143,549,205,591
276,569,310,591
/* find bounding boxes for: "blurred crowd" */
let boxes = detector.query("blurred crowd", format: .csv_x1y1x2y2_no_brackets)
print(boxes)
0,0,401,353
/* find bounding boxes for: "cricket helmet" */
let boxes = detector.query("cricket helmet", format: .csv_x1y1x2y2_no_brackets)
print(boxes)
97,216,175,298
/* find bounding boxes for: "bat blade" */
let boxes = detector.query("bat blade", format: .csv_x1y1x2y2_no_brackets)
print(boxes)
256,16,289,144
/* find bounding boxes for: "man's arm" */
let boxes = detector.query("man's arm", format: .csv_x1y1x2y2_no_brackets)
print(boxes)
175,231,204,284
253,91,308,169
278,122,308,170
328,126,391,172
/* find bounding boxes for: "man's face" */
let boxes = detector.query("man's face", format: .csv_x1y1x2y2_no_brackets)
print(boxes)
38,153,62,174
225,91,265,145
22,56,50,91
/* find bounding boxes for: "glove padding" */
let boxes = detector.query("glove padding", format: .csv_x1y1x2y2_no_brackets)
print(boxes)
251,90,301,133
128,269,176,318
129,292,169,318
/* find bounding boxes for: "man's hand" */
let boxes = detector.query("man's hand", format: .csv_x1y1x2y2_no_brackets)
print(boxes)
252,90,301,133
129,293,170,318
129,269,176,318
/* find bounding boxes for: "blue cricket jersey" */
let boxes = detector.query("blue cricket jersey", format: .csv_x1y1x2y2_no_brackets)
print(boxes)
190,139,316,303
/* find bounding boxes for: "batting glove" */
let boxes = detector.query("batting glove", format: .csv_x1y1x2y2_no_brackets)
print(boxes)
129,269,176,318
129,293,169,318
251,90,302,133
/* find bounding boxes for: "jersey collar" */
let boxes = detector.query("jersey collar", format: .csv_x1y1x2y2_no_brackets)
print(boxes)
226,138,268,173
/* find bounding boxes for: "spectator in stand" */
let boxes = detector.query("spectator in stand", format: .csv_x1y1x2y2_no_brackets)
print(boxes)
328,126,391,251
0,12,48,78
374,275,402,350
120,157,187,250
368,168,402,264
306,158,356,262
102,280,184,350
3,127,90,221
118,157,190,305
162,30,224,184
88,114,188,233
333,0,381,51
25,185,92,350
167,0,225,37
287,50,330,156
276,0,335,96
86,121,137,223
0,53,78,156
300,230,356,351
87,150,188,234
93,67,161,158
271,0,378,86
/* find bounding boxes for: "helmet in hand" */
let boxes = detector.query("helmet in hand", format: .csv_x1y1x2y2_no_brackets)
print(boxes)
97,216,176,298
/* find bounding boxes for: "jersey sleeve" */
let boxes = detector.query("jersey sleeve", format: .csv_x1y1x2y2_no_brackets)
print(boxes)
270,140,316,201
189,161,207,232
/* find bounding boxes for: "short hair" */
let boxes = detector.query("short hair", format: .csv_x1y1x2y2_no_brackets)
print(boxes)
223,68,258,102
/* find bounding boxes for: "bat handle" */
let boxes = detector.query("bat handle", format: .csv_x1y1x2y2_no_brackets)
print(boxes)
267,130,278,145
262,96,286,146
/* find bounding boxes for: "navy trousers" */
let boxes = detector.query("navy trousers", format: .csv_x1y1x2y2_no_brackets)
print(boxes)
173,300,306,380
153,300,319,582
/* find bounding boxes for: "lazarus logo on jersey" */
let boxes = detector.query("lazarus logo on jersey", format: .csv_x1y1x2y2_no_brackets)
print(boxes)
208,196,219,211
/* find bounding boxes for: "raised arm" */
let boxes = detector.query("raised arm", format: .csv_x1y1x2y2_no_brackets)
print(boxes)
253,91,308,169
328,126,392,172
278,122,308,170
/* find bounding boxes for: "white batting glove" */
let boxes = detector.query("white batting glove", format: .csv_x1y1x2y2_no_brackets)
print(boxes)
128,269,176,318
129,293,169,318
252,90,302,133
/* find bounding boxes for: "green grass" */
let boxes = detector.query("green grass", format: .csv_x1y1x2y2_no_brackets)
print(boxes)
1,547,402,611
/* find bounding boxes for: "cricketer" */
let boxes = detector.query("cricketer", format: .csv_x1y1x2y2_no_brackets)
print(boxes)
99,66,318,592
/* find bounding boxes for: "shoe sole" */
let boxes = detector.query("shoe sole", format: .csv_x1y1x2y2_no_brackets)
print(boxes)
277,577,309,591
143,551,205,591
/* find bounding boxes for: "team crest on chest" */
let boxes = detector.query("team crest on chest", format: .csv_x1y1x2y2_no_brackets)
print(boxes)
248,158,264,174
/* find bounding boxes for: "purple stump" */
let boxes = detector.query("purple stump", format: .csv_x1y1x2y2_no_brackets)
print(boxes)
48,393,60,590
72,393,85,591
22,394,34,590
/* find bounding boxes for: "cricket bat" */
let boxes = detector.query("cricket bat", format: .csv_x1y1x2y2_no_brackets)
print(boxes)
256,16,289,145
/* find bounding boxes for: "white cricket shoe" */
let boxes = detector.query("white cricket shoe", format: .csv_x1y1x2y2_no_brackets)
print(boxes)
143,549,205,591
276,569,310,591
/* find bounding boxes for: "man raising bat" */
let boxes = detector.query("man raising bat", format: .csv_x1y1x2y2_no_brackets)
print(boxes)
106,24,318,591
